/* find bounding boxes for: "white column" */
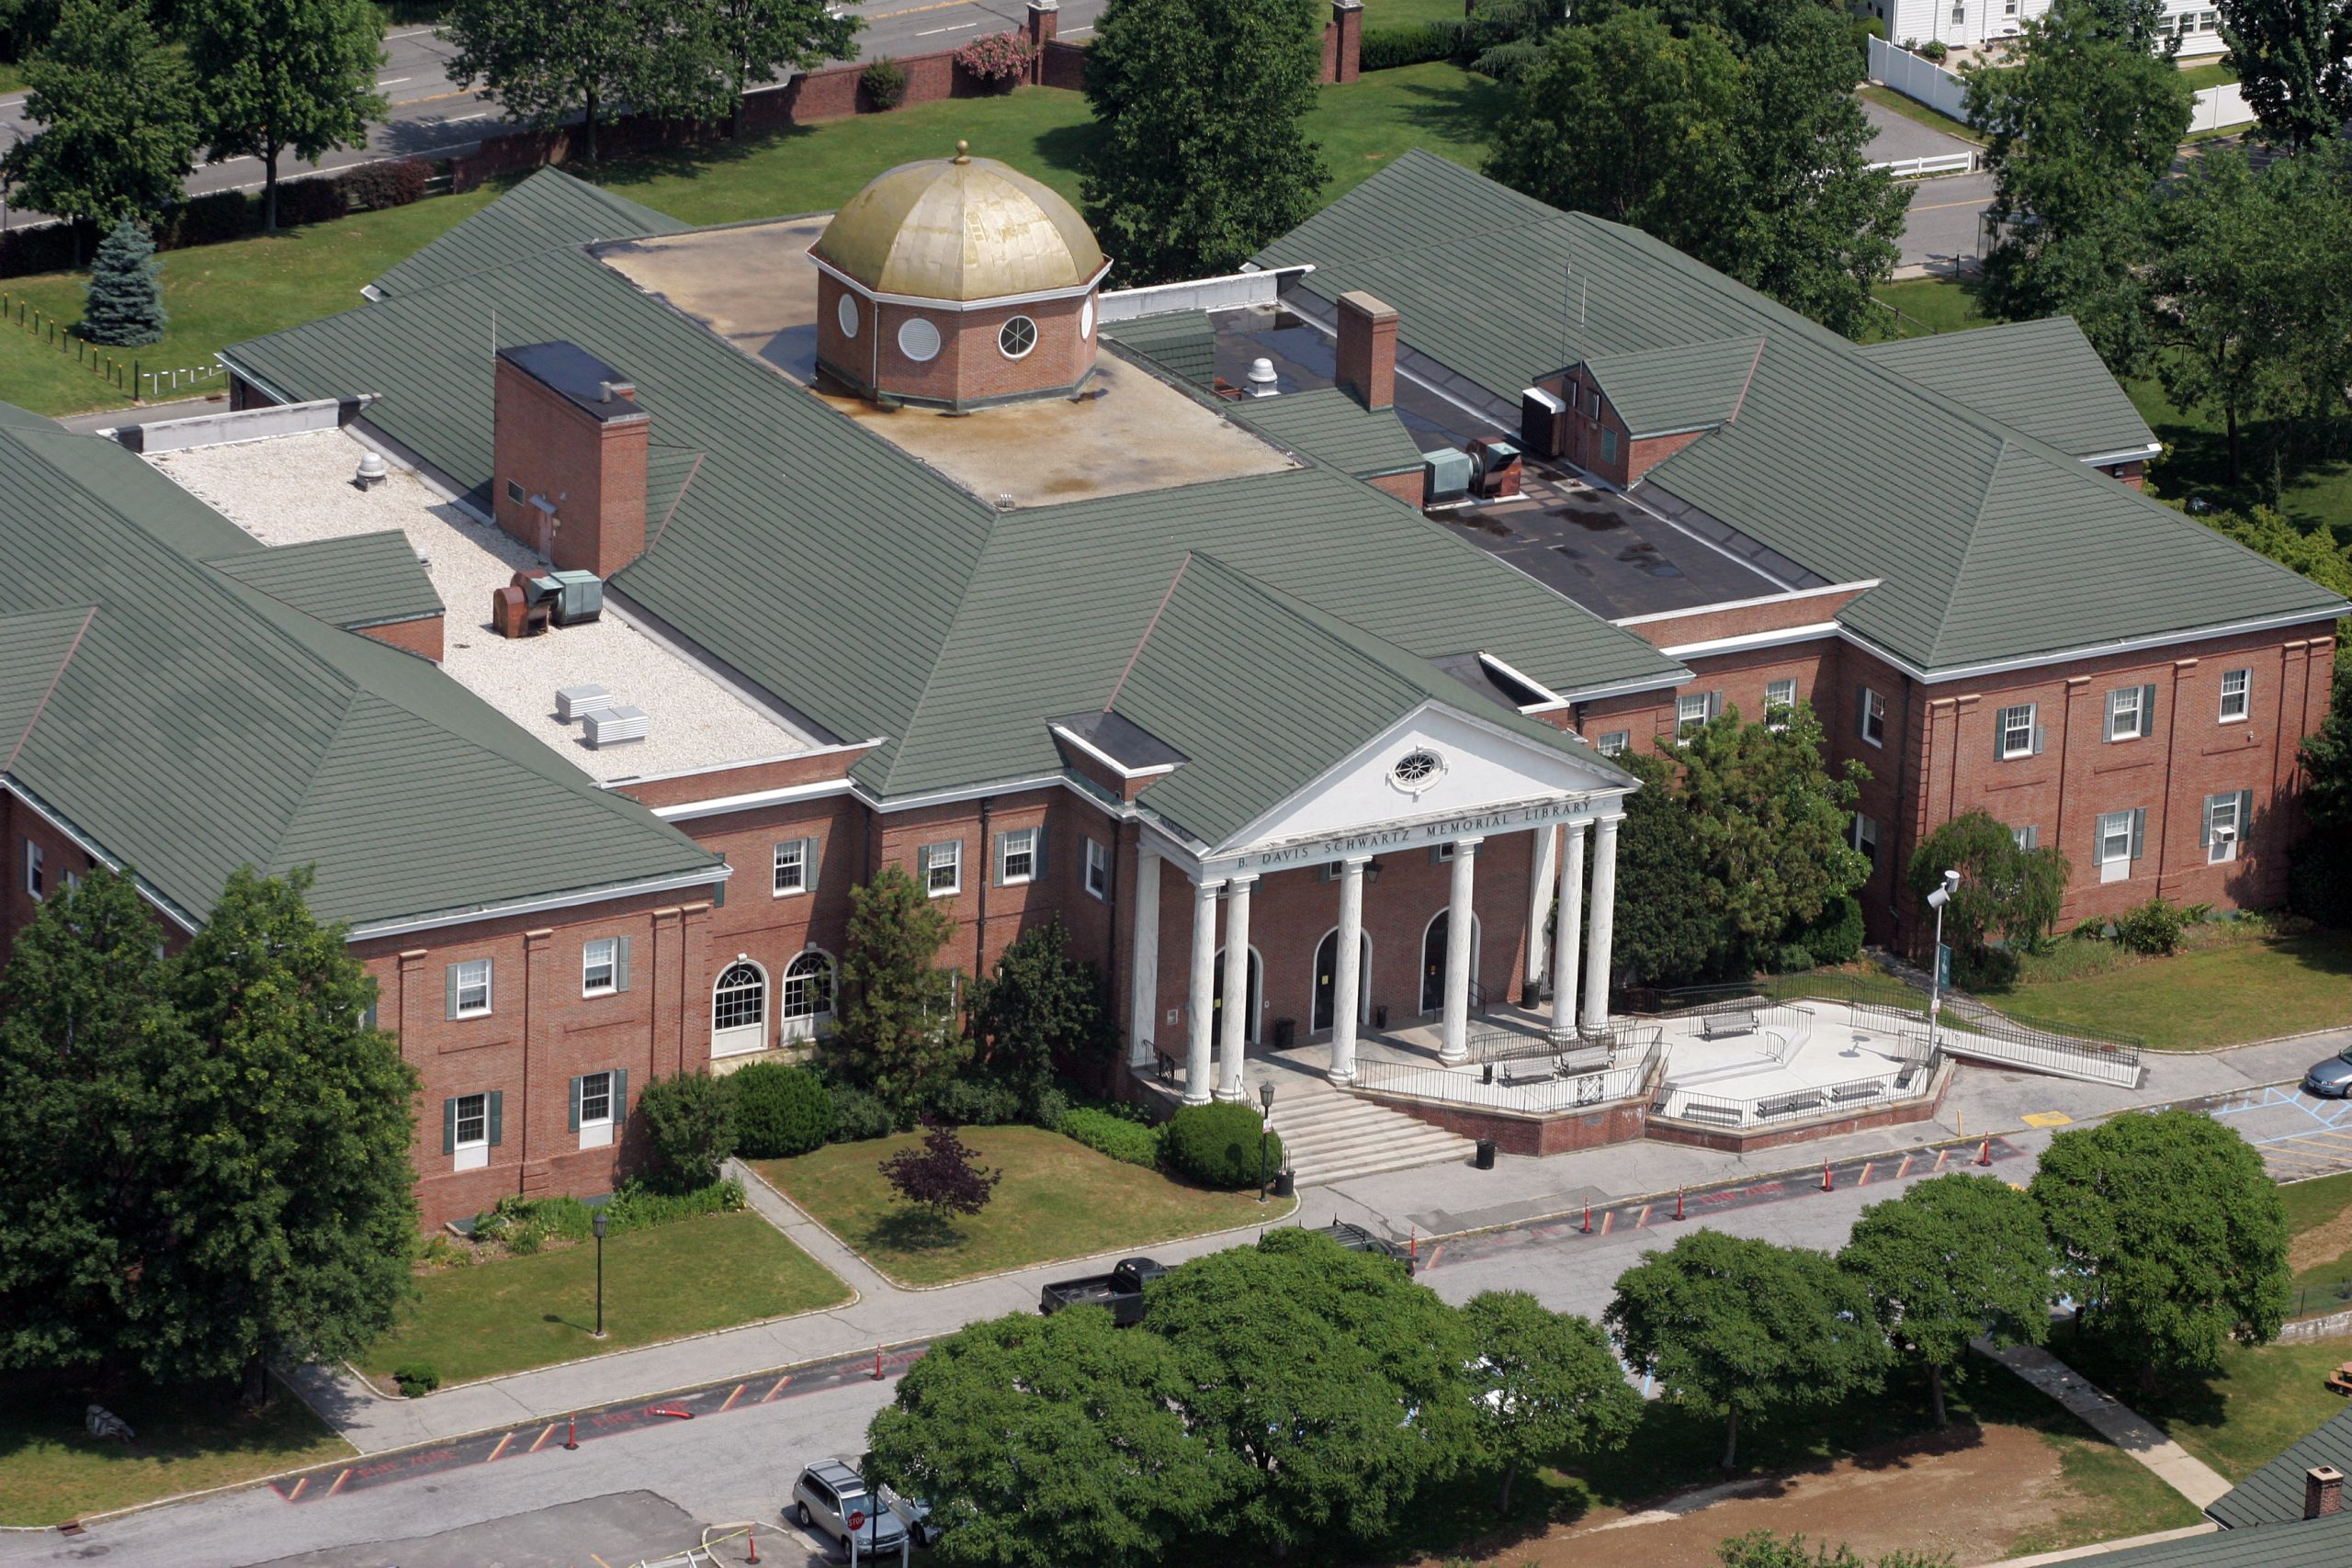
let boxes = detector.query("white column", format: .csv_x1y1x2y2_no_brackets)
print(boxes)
1128,846,1161,1069
1329,855,1369,1086
1440,838,1481,1065
1184,876,1220,1105
1581,814,1622,1037
1524,823,1558,994
1216,875,1255,1101
1551,819,1587,1042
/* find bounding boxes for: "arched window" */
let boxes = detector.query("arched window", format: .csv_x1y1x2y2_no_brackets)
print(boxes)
780,950,836,1041
712,961,767,1056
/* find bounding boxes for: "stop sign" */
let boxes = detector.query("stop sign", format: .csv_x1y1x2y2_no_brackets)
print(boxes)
847,1509,865,1531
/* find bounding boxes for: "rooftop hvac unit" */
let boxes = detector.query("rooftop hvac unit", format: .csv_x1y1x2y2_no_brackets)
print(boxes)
557,683,613,722
1421,447,1472,505
545,570,604,626
492,583,549,638
583,705,649,749
1467,436,1522,500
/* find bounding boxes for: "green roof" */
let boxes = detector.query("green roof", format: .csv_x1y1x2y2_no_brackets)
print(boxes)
1580,334,1762,437
1862,316,2156,462
2073,1517,2352,1567
0,413,717,931
1258,150,2345,674
207,531,442,631
2211,1404,2352,1529
1229,387,1425,478
1102,311,1217,387
372,168,686,299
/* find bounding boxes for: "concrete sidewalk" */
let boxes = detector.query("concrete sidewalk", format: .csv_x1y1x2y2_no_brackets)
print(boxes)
1984,1343,2234,1507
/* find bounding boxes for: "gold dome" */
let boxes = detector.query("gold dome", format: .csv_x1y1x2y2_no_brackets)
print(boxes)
812,142,1107,303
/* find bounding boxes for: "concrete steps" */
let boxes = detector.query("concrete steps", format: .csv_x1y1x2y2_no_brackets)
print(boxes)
1270,1089,1476,1188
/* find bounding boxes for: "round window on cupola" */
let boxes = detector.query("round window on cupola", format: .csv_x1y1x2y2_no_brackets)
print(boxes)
898,316,941,363
837,292,859,338
999,315,1037,360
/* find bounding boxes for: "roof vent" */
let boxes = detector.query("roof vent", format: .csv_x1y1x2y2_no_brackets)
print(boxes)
1245,357,1280,398
583,705,649,750
354,450,389,490
557,684,614,723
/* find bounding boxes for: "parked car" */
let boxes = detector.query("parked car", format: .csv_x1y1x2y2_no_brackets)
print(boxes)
2305,1046,2352,1099
1311,1220,1416,1274
790,1458,911,1559
876,1481,940,1549
1038,1257,1165,1325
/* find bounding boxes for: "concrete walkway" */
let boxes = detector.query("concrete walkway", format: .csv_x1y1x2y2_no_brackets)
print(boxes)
1984,1342,2234,1507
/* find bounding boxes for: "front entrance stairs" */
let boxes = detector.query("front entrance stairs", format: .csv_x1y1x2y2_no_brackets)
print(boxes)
1269,1087,1476,1188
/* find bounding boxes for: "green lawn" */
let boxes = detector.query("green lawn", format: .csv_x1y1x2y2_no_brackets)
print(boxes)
754,1124,1290,1287
1977,930,2352,1051
2178,61,2239,90
2281,1169,2352,1318
355,1210,847,1388
0,1371,349,1528
1859,83,1987,147
1868,275,1994,341
2057,1330,2352,1481
1363,0,1472,25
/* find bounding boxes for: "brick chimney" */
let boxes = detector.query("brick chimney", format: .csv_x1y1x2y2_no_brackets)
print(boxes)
492,343,650,579
1329,0,1363,85
2307,1465,2344,1519
1335,289,1397,412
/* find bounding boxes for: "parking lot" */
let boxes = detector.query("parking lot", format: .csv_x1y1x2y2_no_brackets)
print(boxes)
2206,1084,2352,1181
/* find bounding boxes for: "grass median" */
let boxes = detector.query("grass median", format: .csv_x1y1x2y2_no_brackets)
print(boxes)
354,1209,849,1390
752,1123,1293,1288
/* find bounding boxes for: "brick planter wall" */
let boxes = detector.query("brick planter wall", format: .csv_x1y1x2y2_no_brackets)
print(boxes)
1356,1091,1650,1156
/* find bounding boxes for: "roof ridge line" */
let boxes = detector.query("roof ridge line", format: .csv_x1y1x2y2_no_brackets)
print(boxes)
1726,333,1767,423
1926,440,2021,665
256,685,368,872
3,604,96,773
1103,550,1193,714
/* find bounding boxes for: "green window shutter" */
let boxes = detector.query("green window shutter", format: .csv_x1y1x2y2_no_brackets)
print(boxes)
2239,789,2254,836
615,935,632,993
569,1075,582,1133
487,1089,503,1147
2130,807,2146,861
445,964,459,1021
1856,686,1869,735
613,1067,628,1125
2141,684,2159,740
442,1097,458,1155
807,836,822,891
1993,713,2005,761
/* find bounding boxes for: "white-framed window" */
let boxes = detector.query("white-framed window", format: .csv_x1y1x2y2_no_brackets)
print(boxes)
1083,838,1110,899
2204,790,2248,863
1676,693,1713,741
2199,8,2217,28
1593,730,1631,757
577,1069,615,1148
1851,812,1880,871
2097,807,2143,883
1951,2,1965,21
2106,685,2147,741
451,958,492,1019
452,1091,490,1171
1858,686,1886,747
23,840,40,900
999,827,1037,886
1997,702,2039,760
2013,824,2039,851
1766,677,1798,715
922,840,962,897
582,938,618,997
2220,668,2250,723
2004,0,2018,13
1588,388,1602,418
781,950,836,1040
1433,842,1457,863
998,315,1037,360
774,837,816,897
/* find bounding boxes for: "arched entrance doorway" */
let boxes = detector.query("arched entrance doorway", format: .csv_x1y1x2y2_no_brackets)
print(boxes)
1212,946,1262,1044
1420,910,1481,1015
1311,929,1373,1032
712,959,767,1057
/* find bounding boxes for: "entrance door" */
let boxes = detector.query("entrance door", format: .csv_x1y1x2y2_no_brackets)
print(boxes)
712,961,767,1057
1211,948,1261,1044
1420,912,1480,1014
1312,931,1372,1032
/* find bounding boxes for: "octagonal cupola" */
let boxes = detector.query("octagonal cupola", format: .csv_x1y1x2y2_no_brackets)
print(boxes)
809,141,1113,411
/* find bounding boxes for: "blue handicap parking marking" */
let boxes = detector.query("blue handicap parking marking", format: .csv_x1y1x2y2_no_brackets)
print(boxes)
2205,1084,2352,1179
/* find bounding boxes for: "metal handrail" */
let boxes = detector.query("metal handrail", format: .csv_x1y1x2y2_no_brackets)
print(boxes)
1354,1039,1661,1114
1651,1052,1940,1129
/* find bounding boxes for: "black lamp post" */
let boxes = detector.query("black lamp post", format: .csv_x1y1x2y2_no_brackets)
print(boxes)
591,1208,607,1339
1258,1081,1276,1203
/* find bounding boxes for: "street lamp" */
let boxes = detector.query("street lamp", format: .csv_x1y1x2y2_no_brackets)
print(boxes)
591,1208,607,1339
1258,1081,1277,1204
1926,868,1961,1058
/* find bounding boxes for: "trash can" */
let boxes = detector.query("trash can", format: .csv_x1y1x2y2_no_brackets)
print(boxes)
1272,1169,1295,1198
1273,1017,1296,1049
1475,1138,1497,1170
1374,1004,1389,1031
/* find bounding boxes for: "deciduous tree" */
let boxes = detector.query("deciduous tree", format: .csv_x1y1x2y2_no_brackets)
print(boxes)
1606,1229,1891,1468
1841,1174,2060,1426
835,862,966,1115
1905,810,2071,966
187,0,387,233
1459,1290,1641,1512
441,0,731,162
2220,0,2352,147
967,917,1113,1093
2030,1108,2289,1386
713,0,859,96
0,0,198,238
878,1115,1002,1232
1081,0,1325,283
1610,750,1727,987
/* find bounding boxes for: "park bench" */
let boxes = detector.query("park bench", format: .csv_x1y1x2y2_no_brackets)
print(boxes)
1829,1079,1884,1104
1555,1043,1611,1075
1677,1099,1744,1124
1498,1062,1552,1088
1757,1089,1824,1120
1699,1007,1759,1040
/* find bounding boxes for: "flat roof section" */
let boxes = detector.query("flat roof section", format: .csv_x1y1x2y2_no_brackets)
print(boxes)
149,428,810,784
594,217,1296,508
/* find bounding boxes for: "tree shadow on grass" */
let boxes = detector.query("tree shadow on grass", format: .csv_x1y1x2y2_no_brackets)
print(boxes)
2046,1327,2232,1433
1385,72,1513,152
861,1208,969,1256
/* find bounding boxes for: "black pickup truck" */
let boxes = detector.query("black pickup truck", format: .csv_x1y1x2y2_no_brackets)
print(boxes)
1038,1257,1166,1325
1319,1220,1417,1275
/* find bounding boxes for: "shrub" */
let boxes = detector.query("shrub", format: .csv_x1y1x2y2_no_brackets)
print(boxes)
879,1116,1001,1227
828,1083,898,1143
2112,897,2188,956
1917,37,1949,61
338,158,430,211
1359,21,1455,71
968,918,1114,1092
862,57,909,110
604,1176,744,1231
160,190,254,251
1953,945,2020,988
1768,942,1817,975
1793,893,1865,967
470,1191,592,1246
1163,1101,1281,1190
1027,1083,1069,1131
1849,15,1885,60
392,1361,440,1397
275,176,348,228
1060,1105,1163,1168
2070,918,2109,942
636,1071,739,1192
417,1234,470,1269
954,29,1035,83
929,1072,1025,1126
729,1061,835,1158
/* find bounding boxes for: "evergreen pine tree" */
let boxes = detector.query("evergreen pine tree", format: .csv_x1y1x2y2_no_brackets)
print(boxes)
83,219,165,346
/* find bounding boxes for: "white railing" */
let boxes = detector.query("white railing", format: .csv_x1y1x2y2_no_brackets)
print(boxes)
1919,1021,2143,1087
1652,1056,1939,1130
1870,151,1978,177
1870,37,1975,124
1354,1041,1660,1116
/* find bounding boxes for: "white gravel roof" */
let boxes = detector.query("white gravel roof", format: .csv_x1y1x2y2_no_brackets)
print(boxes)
149,427,810,784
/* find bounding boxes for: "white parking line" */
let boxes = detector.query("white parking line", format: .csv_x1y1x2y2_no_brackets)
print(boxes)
916,21,979,33
379,76,412,86
446,112,493,123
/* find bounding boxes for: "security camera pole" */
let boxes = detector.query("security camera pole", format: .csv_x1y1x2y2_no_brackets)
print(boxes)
1926,868,1961,1056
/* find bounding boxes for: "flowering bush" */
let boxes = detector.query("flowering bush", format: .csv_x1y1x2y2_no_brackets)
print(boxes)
955,30,1035,83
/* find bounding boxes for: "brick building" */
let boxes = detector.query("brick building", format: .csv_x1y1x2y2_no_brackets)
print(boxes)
7,147,2337,1224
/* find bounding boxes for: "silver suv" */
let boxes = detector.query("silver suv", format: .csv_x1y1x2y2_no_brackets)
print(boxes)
791,1459,910,1559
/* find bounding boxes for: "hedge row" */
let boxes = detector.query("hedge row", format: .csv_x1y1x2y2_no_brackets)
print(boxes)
1359,21,1458,72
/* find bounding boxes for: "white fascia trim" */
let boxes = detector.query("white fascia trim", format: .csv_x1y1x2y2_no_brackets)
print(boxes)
1660,621,1843,661
2079,442,2163,468
608,737,888,791
1556,670,1691,705
0,778,200,933
1844,606,2348,686
653,777,859,822
346,863,731,942
1612,579,1883,629
812,253,1114,312
1478,652,1566,711
1050,723,1180,780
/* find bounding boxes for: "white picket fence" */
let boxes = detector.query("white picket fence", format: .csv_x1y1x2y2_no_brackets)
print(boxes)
1870,151,1978,177
1867,35,2255,133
